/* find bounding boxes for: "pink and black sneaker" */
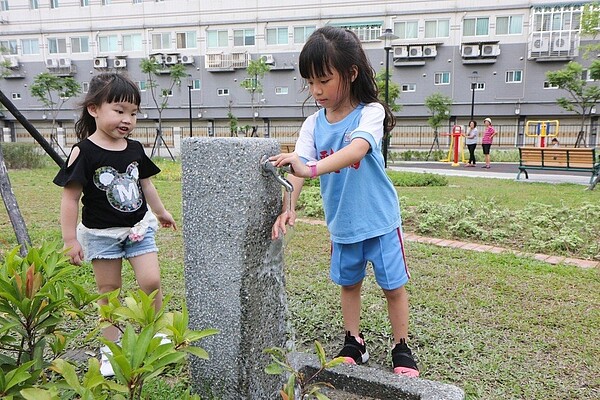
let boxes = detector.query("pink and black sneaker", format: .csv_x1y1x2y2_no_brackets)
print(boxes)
336,331,369,365
392,340,419,377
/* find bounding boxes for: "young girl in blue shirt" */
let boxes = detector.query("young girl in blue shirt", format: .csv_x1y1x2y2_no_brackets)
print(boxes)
270,26,419,377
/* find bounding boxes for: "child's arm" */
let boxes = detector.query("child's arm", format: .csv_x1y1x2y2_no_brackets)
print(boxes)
270,138,370,179
140,178,177,230
271,174,305,240
61,183,84,265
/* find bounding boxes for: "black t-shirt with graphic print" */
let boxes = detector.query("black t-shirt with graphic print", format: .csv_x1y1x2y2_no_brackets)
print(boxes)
54,138,160,229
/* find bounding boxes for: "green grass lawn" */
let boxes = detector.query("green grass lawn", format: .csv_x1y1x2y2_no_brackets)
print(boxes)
1,165,599,400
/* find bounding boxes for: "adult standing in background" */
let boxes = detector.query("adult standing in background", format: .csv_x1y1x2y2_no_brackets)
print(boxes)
481,117,495,169
464,120,478,167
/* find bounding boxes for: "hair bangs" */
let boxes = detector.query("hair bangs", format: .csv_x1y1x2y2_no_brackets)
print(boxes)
299,37,334,79
104,75,141,106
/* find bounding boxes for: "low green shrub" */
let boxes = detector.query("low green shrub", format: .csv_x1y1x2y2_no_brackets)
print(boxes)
1,143,49,169
387,170,448,187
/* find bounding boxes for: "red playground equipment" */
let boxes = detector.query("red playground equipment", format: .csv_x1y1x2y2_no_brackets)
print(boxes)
440,125,465,166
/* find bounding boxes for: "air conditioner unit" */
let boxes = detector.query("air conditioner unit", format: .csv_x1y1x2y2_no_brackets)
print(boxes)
45,58,58,68
165,54,179,65
408,46,422,57
461,45,480,57
481,44,500,56
149,54,164,64
93,57,108,68
113,58,127,68
553,37,570,51
422,45,437,57
532,37,550,52
261,54,275,65
59,58,71,67
393,46,409,58
7,56,19,69
180,55,194,64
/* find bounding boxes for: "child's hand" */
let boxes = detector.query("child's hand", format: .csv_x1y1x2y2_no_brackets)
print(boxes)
269,153,311,179
157,211,177,230
64,239,84,266
271,209,297,240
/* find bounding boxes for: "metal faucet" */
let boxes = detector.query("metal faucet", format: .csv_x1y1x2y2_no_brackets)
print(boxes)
260,155,293,193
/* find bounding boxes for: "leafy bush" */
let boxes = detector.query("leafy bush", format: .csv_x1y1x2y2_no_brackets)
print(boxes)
297,186,324,218
387,170,448,187
1,143,49,169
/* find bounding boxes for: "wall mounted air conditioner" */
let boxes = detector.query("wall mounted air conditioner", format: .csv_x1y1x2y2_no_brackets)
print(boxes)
45,58,58,68
165,54,179,65
180,55,194,64
422,45,437,57
532,37,550,52
149,54,164,64
553,37,570,51
393,46,409,58
93,57,108,68
59,58,71,67
481,44,500,56
408,46,423,57
113,58,127,68
461,45,480,57
261,54,275,65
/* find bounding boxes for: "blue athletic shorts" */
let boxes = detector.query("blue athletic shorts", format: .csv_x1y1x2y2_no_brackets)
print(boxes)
330,227,410,290
77,226,158,261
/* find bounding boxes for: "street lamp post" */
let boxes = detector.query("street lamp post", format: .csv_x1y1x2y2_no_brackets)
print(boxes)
187,75,193,137
377,28,398,168
469,71,479,122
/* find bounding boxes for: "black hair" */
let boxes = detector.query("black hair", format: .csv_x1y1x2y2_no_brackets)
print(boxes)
469,120,477,127
299,26,396,133
74,73,141,140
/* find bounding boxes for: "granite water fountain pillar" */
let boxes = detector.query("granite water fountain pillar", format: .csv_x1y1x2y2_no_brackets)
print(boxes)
181,137,288,399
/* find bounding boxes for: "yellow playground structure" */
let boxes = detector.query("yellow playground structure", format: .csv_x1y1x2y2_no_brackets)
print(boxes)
524,120,559,147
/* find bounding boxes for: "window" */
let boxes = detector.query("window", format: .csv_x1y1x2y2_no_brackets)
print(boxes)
82,82,89,93
424,19,450,38
533,6,581,32
475,82,486,90
275,86,289,95
151,33,171,50
434,72,450,85
1,0,9,11
543,81,558,89
217,88,229,96
336,23,382,42
463,17,489,36
101,0,111,5
401,83,416,92
496,15,523,35
505,70,522,83
98,35,118,52
50,0,59,9
11,93,21,100
48,38,67,54
21,39,40,55
266,27,288,45
394,21,418,39
137,81,146,91
30,0,39,9
243,77,258,90
294,26,315,44
0,40,18,55
582,69,597,81
161,89,173,98
191,79,201,90
122,34,142,51
80,0,88,5
233,29,255,46
59,92,70,100
70,37,89,53
176,31,196,49
133,0,142,3
207,30,228,48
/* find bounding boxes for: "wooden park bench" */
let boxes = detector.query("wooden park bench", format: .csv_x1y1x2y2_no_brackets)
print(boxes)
280,143,296,153
517,147,600,190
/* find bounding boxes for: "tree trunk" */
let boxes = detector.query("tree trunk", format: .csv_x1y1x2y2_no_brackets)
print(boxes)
0,145,31,257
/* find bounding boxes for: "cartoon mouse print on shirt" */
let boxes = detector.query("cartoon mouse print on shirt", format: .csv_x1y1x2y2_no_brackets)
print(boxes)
93,162,143,212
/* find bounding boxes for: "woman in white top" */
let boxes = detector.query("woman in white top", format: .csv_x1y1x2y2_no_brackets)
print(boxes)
464,120,478,167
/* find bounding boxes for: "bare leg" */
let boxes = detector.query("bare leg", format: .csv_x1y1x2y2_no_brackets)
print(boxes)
485,153,491,166
341,281,363,337
92,258,123,341
383,286,409,343
129,251,163,311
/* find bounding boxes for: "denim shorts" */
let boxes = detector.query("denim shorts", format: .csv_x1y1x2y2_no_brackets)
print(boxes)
330,227,410,290
77,225,158,261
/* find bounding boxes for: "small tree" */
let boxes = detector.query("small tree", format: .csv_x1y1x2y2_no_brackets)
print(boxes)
29,72,81,155
376,69,401,112
546,62,600,147
240,58,270,133
139,59,187,156
227,100,239,136
580,2,600,57
424,93,453,160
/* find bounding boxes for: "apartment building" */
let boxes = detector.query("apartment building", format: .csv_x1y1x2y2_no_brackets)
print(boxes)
0,0,598,137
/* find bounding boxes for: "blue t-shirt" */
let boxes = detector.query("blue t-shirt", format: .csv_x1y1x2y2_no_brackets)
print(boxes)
295,103,401,244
